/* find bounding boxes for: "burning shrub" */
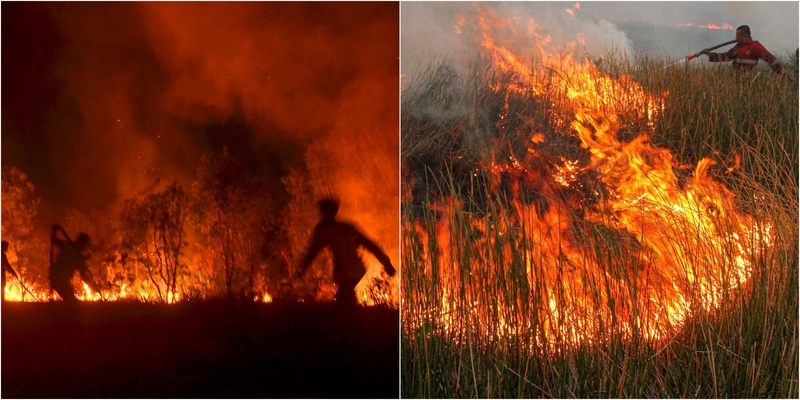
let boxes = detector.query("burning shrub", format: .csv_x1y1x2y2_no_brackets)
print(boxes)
118,181,189,303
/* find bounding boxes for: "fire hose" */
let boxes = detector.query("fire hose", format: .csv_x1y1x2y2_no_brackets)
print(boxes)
669,40,737,67
14,274,40,301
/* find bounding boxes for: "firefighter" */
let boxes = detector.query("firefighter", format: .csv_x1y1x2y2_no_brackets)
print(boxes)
298,198,396,307
701,25,786,74
2,241,19,302
50,224,98,302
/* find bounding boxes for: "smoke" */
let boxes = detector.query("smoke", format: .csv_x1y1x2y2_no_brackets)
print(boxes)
401,2,632,79
401,2,798,78
578,2,798,57
3,3,398,242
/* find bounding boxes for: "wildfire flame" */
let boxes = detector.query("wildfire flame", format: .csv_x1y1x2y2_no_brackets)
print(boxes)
404,6,772,349
3,214,395,307
566,2,580,17
3,258,391,306
678,22,735,30
470,4,665,130
1,271,259,305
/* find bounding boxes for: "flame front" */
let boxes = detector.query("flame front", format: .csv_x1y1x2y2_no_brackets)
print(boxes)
678,22,735,30
403,6,773,349
471,3,665,127
3,278,199,304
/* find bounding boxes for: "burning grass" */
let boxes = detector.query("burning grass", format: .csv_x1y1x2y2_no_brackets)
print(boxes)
401,39,798,399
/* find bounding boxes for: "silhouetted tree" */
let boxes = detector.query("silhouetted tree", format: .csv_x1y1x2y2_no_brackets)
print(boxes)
192,149,278,299
1,166,39,242
118,181,188,302
1,166,48,298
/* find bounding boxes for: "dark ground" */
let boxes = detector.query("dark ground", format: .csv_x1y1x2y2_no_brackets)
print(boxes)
1,300,399,398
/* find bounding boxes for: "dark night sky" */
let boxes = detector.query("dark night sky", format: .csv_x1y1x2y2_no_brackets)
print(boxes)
2,2,399,234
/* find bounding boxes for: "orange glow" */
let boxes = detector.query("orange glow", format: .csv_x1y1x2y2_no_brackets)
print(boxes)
565,2,580,16
3,247,393,305
2,278,184,304
3,256,392,306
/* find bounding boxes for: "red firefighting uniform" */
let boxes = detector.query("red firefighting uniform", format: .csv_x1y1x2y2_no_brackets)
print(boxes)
708,38,784,73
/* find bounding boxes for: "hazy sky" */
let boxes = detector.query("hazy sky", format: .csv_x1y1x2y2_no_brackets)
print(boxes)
401,1,799,77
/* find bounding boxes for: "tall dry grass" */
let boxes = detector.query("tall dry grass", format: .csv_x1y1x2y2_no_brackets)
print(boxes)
401,53,798,398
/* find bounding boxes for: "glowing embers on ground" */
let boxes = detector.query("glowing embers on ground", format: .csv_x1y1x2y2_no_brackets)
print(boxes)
3,265,393,306
2,279,192,304
2,272,392,305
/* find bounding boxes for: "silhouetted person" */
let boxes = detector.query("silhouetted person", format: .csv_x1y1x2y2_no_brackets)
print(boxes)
299,198,396,307
2,241,19,302
50,224,98,302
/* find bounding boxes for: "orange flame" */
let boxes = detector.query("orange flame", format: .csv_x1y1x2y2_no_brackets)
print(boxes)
4,258,391,306
678,22,735,30
467,4,665,131
405,6,772,349
565,2,580,17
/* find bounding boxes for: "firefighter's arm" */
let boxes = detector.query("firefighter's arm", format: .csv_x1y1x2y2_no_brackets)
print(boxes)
3,256,18,278
50,225,71,250
358,234,396,277
51,224,67,240
755,44,784,74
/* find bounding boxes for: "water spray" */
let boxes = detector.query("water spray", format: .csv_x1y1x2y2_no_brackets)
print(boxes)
669,40,737,67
